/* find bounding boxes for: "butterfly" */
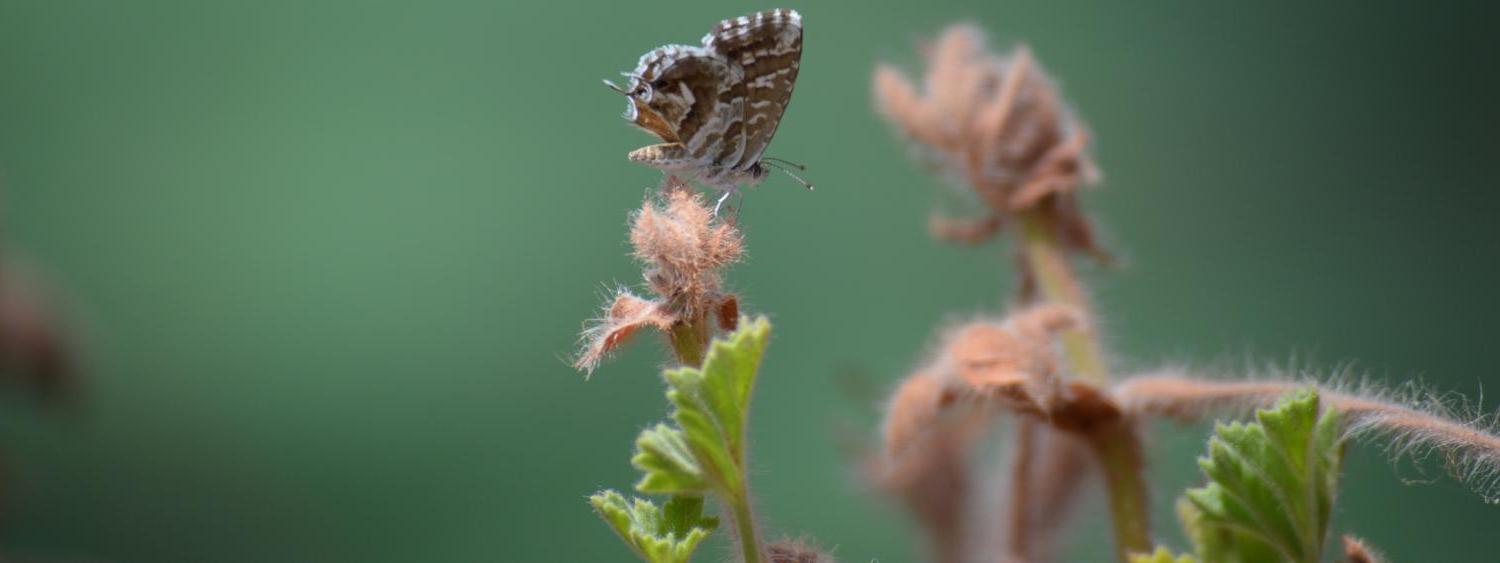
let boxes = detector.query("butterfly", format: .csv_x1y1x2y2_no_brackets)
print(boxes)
605,8,809,212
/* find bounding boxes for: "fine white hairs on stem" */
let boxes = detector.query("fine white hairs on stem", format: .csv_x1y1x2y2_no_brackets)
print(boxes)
1114,369,1500,502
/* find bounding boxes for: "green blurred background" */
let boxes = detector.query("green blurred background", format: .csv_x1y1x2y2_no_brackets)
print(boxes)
1,1,1497,561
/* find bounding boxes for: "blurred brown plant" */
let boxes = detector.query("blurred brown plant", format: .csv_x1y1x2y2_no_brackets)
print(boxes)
867,20,1500,563
766,538,837,563
1342,535,1385,563
0,202,81,523
0,264,74,399
871,23,1145,562
875,367,989,562
873,305,1142,562
873,24,1103,257
869,300,1500,562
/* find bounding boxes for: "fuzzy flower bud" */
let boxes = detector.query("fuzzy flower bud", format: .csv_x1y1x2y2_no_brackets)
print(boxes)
572,177,743,375
628,178,743,317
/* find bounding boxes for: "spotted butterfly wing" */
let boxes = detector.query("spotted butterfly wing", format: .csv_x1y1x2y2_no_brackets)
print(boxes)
703,9,803,172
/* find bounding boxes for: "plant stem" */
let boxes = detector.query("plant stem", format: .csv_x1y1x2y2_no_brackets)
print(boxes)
668,316,709,367
1016,210,1150,562
1007,418,1039,559
1088,423,1152,561
674,312,760,561
730,489,763,563
1017,212,1107,383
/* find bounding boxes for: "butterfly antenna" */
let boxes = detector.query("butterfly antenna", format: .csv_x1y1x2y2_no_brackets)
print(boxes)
763,160,814,191
605,73,647,95
762,156,808,171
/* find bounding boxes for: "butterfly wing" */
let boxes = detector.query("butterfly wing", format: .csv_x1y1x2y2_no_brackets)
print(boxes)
625,45,742,165
703,9,803,171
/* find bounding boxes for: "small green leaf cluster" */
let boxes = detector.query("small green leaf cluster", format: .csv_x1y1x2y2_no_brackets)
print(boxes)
589,491,719,563
1133,389,1347,563
591,316,772,563
1130,546,1197,563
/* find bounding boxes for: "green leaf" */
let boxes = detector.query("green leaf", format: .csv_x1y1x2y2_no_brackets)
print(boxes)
1178,495,1279,563
658,316,770,497
1128,546,1197,563
589,490,719,563
596,318,770,561
1181,388,1346,563
632,423,707,493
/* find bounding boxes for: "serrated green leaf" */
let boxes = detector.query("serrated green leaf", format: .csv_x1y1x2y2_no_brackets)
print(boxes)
660,494,718,537
632,424,708,493
591,319,770,561
659,316,770,497
589,490,718,563
1181,389,1345,563
1178,494,1279,563
1128,546,1197,563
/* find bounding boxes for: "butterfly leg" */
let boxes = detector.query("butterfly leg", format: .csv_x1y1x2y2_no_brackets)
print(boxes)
713,190,734,216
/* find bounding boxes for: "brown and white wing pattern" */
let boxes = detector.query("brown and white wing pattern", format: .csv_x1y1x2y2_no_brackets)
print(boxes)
703,9,803,172
623,45,739,154
615,9,802,192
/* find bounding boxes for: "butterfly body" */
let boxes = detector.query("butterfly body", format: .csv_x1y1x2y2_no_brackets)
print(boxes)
613,9,803,196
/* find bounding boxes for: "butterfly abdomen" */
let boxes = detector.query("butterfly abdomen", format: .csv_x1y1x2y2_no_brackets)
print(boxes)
628,144,696,171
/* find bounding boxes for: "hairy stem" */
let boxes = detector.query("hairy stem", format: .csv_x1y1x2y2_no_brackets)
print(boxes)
1018,211,1107,383
668,316,709,367
730,487,763,563
1116,374,1500,461
1087,423,1152,561
695,312,757,563
1016,210,1149,562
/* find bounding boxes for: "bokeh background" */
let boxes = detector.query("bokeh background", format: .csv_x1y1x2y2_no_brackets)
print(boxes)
1,1,1497,561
